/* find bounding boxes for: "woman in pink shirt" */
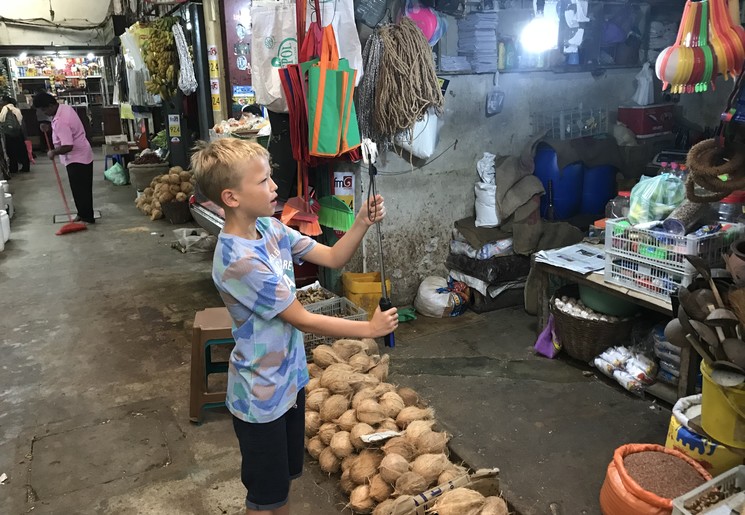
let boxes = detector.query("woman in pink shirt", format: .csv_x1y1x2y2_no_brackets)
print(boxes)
33,92,95,224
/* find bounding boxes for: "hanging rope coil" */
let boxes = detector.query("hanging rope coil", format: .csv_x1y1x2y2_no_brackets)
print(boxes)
685,138,745,202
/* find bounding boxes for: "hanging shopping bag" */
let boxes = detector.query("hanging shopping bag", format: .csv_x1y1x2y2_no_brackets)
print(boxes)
304,0,364,85
250,0,298,113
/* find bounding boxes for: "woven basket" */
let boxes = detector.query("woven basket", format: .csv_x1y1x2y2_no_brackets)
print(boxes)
550,284,634,362
128,163,169,190
161,200,193,224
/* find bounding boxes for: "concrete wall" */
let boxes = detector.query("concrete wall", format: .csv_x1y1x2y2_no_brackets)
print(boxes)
356,69,733,305
0,1,111,46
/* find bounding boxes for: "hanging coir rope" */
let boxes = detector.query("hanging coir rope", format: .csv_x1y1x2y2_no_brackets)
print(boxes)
357,29,385,144
373,17,444,142
685,138,745,202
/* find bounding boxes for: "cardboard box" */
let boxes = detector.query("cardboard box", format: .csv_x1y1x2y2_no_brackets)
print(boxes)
617,104,674,138
104,135,130,154
391,468,501,515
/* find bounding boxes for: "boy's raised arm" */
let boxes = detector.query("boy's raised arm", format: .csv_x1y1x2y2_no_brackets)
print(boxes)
278,298,398,339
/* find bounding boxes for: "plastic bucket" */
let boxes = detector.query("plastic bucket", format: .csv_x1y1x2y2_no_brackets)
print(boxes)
582,165,617,215
0,210,8,243
701,362,745,449
533,143,583,220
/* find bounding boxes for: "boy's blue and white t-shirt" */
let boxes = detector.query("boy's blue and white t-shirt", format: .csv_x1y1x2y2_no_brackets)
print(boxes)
212,217,316,424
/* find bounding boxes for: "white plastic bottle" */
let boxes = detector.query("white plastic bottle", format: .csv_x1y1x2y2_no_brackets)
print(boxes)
0,209,9,245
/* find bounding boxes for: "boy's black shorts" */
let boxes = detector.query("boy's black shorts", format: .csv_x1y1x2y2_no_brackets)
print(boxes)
232,388,306,511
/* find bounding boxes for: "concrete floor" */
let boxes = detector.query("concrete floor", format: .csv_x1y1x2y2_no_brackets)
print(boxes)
1,152,671,514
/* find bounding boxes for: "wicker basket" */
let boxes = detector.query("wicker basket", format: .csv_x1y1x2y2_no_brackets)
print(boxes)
129,163,170,190
550,284,634,362
161,200,193,224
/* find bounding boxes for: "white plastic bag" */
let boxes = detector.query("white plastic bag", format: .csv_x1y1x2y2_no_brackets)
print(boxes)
394,109,439,159
474,182,499,228
305,0,364,84
632,62,654,106
477,152,497,184
414,276,469,318
250,1,297,113
172,228,217,253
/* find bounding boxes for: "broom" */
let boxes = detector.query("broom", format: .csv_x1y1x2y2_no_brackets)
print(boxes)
44,133,87,236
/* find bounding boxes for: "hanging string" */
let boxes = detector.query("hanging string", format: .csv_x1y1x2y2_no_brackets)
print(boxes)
357,29,385,144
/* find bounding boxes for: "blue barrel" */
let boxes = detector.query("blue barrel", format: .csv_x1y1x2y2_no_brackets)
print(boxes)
533,143,584,220
582,165,617,216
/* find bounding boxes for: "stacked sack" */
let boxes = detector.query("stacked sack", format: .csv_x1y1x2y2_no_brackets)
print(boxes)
134,166,195,221
305,339,508,514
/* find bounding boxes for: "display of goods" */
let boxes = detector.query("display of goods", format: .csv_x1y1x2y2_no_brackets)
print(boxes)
142,16,179,100
304,339,505,514
297,286,336,305
213,114,270,135
132,152,165,165
134,166,195,221
624,451,707,499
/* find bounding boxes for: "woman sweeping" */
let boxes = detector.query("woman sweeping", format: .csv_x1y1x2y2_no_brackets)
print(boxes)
0,96,30,175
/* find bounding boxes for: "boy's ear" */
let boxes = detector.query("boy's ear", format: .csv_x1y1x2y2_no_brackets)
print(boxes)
221,188,240,208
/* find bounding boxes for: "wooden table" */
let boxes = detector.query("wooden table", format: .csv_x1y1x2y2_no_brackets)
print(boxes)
534,259,698,405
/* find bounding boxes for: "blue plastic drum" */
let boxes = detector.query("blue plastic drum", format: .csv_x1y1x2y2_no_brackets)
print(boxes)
533,143,584,220
582,165,617,216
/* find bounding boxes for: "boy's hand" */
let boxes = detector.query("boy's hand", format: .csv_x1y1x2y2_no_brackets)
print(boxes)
368,305,398,337
358,194,386,227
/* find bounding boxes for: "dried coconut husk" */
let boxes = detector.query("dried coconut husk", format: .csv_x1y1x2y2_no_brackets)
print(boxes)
342,454,357,473
395,471,428,496
318,422,339,446
373,383,397,397
319,446,341,474
336,409,359,431
430,488,486,515
306,436,325,460
350,422,375,450
379,392,405,418
320,394,350,422
438,464,468,485
330,430,354,459
349,352,375,373
313,345,344,368
411,453,449,485
307,363,323,379
373,499,396,515
306,377,320,392
379,453,409,484
357,399,387,425
361,338,380,356
353,388,378,409
333,339,368,360
377,418,400,432
340,468,356,494
404,420,436,442
382,437,417,462
415,431,449,455
320,368,355,395
481,496,509,515
369,474,394,502
307,388,331,412
350,372,380,392
305,411,321,437
350,449,384,485
396,406,434,429
349,484,375,514
369,354,390,382
397,387,421,407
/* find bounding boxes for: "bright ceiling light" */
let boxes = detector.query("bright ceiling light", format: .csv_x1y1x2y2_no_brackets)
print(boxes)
186,21,193,31
520,16,559,54
18,52,27,59
86,53,95,60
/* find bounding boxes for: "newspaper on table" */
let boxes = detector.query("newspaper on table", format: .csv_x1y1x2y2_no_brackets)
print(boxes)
534,243,605,275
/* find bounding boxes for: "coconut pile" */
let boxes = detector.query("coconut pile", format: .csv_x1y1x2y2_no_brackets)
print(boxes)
305,339,509,515
135,166,195,221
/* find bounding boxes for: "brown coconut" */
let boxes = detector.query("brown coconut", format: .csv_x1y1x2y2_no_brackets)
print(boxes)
373,383,397,397
350,422,375,450
382,437,417,462
342,454,357,473
379,453,409,484
397,387,421,407
312,345,343,368
318,422,339,446
379,392,405,418
377,418,400,432
350,372,380,392
320,394,350,422
415,431,449,455
431,488,486,515
438,464,468,485
330,430,354,459
319,447,341,474
340,468,356,494
320,367,355,395
332,339,367,360
396,406,434,429
349,352,375,373
350,449,384,485
404,420,436,442
306,436,325,460
349,484,374,514
394,471,428,496
305,411,321,437
357,399,387,426
372,499,396,515
336,409,359,432
369,474,394,502
481,496,509,515
307,388,331,412
369,354,390,382
353,388,378,409
411,453,450,485
307,377,320,392
307,363,323,379
361,338,380,356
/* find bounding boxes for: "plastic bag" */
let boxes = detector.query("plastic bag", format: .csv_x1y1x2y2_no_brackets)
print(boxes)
534,314,561,358
104,162,129,186
414,276,469,318
395,108,440,159
474,182,499,228
628,174,685,224
632,62,654,106
477,152,497,184
172,228,217,253
305,0,363,85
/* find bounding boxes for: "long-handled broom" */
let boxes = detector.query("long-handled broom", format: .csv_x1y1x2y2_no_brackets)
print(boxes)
44,133,87,235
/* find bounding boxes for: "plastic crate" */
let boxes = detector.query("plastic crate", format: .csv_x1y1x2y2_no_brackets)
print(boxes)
605,252,691,301
605,218,743,274
296,284,338,311
531,106,608,140
672,465,745,514
304,297,367,358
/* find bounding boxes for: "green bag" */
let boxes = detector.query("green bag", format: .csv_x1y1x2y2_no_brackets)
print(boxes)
307,25,361,157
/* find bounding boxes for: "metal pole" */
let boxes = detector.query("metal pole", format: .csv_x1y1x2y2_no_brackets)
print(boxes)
189,1,214,141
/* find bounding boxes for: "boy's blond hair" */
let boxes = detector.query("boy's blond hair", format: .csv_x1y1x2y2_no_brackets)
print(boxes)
191,138,270,207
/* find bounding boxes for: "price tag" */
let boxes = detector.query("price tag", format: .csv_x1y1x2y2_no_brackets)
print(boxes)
209,60,219,78
168,114,181,137
211,94,221,110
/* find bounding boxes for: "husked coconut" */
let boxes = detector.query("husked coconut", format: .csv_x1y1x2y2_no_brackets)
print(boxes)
357,399,387,425
330,431,354,459
332,339,367,360
396,406,434,429
404,420,436,442
369,474,393,502
431,488,486,515
305,411,321,437
411,453,450,485
379,392,405,418
361,338,380,355
377,418,400,432
340,468,356,494
372,499,396,515
369,354,390,382
319,447,341,474
307,363,323,379
379,453,409,484
349,485,374,514
320,394,350,422
318,422,339,446
306,377,320,392
382,437,417,462
350,449,384,485
313,345,343,368
349,352,375,373
350,422,375,450
397,387,421,407
438,464,468,485
415,431,449,455
306,388,330,412
352,388,378,409
306,436,325,460
336,409,359,432
481,496,509,515
394,471,428,496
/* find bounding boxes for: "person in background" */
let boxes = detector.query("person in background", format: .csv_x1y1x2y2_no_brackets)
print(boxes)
0,96,30,174
32,92,95,224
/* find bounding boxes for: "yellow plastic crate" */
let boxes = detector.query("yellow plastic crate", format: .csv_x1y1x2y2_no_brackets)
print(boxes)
342,272,392,320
